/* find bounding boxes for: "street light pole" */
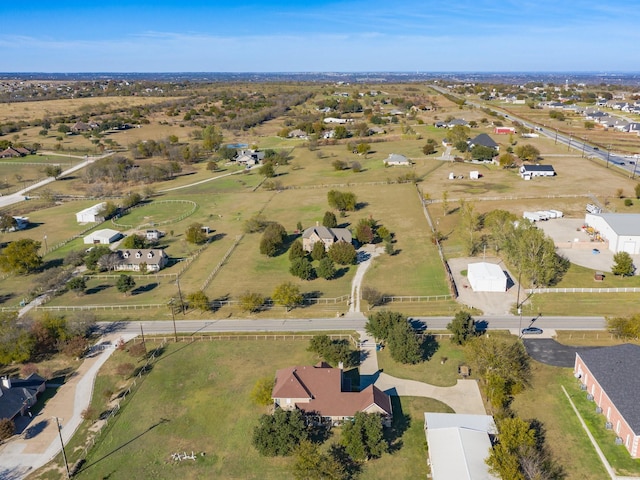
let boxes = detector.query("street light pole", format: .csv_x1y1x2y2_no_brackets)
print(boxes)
53,417,71,479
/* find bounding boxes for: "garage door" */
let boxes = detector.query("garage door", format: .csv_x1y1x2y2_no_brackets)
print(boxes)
623,242,636,254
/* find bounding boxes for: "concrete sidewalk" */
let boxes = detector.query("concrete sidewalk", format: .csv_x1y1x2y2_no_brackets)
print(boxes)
0,333,135,479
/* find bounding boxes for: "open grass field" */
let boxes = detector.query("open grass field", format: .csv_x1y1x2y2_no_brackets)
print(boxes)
511,364,610,480
32,339,450,480
524,292,640,317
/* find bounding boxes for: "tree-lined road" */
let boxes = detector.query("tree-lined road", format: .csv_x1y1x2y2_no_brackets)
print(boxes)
99,315,607,337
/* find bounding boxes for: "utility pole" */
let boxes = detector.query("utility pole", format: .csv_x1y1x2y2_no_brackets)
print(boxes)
53,417,71,479
568,134,572,151
169,299,178,342
176,279,185,314
606,147,610,168
554,128,558,144
139,323,146,348
516,270,523,337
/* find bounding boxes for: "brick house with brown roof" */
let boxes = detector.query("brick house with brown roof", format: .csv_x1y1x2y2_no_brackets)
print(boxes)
574,344,640,458
272,363,392,426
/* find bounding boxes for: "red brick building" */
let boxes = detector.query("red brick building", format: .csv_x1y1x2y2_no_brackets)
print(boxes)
574,344,640,458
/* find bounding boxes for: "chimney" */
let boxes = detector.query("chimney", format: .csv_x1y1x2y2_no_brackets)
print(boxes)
2,377,11,389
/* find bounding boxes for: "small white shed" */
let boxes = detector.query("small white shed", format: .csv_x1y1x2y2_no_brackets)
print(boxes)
83,228,122,245
467,262,507,292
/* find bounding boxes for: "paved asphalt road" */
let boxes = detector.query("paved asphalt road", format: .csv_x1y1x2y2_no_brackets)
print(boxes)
98,315,606,336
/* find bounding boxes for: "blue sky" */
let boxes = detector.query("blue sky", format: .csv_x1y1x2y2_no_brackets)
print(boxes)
1,0,639,72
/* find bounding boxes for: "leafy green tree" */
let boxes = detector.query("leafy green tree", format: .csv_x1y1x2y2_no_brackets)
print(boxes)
466,336,530,410
635,183,640,199
251,377,275,406
260,222,287,256
84,245,112,270
290,257,315,280
612,251,634,276
486,417,537,480
365,310,406,340
333,125,348,139
307,334,356,367
498,152,516,168
288,239,306,261
327,190,357,212
252,408,308,456
120,234,148,249
272,282,303,311
377,225,391,242
470,145,496,160
291,440,346,480
0,312,34,365
356,143,371,157
206,161,218,171
0,239,42,274
515,144,540,162
116,274,136,296
607,313,640,339
99,201,119,220
43,165,62,178
341,412,387,461
259,163,276,178
454,140,469,152
185,223,208,244
239,291,265,313
316,257,336,280
447,311,476,345
422,139,437,155
0,214,17,232
122,191,142,209
202,125,223,151
322,211,338,228
311,241,326,261
332,159,347,171
67,276,87,295
186,290,210,311
328,241,356,265
388,321,422,364
243,214,270,233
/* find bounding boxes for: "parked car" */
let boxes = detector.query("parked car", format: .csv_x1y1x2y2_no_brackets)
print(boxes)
521,327,543,335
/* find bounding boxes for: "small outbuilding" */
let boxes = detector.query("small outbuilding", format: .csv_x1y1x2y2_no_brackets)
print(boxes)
76,202,106,223
467,262,507,292
83,228,123,245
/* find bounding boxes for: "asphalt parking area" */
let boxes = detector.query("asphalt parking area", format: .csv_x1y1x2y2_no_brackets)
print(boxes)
523,338,600,367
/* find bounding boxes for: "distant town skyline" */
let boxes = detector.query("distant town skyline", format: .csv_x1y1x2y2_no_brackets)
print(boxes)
2,0,639,73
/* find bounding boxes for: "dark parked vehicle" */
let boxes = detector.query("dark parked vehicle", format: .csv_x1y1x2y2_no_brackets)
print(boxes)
521,327,543,335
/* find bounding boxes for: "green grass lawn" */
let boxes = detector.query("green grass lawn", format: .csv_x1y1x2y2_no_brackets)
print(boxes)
566,380,640,477
32,340,454,480
524,292,640,317
376,336,467,387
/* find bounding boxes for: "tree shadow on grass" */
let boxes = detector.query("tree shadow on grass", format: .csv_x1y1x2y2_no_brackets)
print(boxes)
76,418,170,474
86,284,111,295
385,395,410,454
420,334,439,361
131,282,158,295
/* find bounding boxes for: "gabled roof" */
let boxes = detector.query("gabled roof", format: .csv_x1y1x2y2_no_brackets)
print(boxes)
273,365,392,418
302,226,352,245
469,133,498,149
0,374,46,420
577,344,640,434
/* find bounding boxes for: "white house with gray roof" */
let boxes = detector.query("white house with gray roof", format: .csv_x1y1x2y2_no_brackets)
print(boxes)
585,213,640,255
384,153,411,166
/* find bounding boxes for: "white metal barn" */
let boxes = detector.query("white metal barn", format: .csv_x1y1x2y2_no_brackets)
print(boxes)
76,203,106,223
83,228,122,245
424,413,499,480
585,213,640,254
467,262,507,292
